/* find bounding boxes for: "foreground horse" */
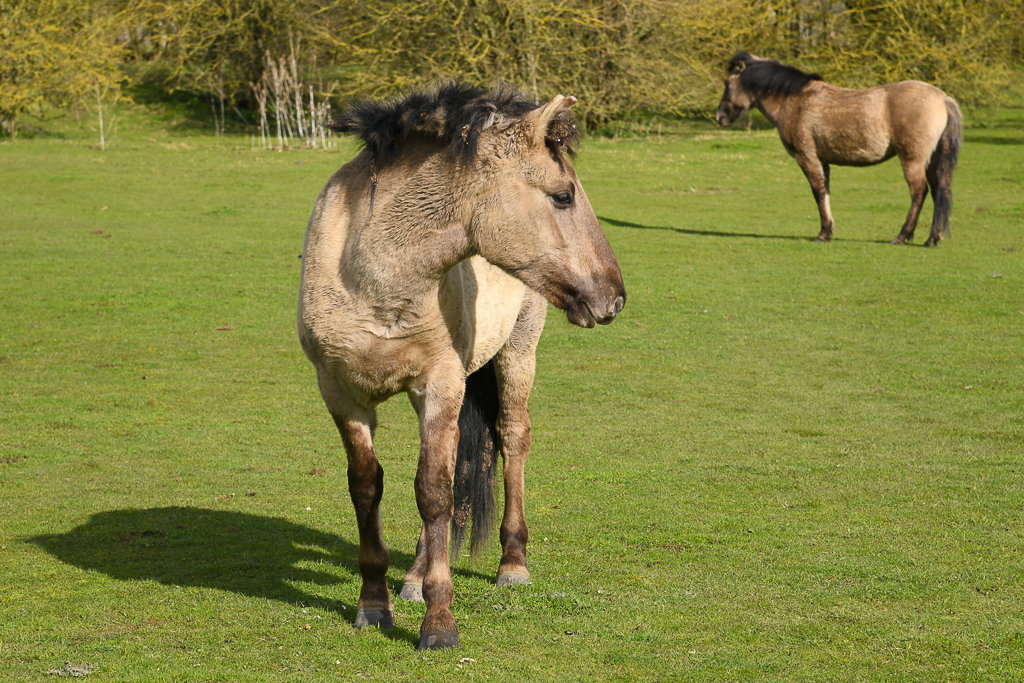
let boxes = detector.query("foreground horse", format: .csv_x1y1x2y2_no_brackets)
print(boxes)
716,51,962,245
298,83,626,649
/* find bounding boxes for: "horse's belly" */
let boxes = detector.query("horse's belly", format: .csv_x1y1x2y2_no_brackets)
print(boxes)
814,123,893,166
442,256,528,373
818,140,894,166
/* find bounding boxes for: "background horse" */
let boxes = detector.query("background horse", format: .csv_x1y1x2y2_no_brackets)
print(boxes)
298,82,626,650
716,51,962,246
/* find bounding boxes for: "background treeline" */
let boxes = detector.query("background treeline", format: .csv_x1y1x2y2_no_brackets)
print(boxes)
3,0,1023,136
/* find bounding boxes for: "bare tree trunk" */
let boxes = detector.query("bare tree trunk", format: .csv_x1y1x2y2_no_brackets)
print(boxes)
96,81,106,151
309,85,317,149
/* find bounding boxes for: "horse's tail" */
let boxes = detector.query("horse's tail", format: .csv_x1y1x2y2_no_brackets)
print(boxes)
451,361,500,560
929,96,963,239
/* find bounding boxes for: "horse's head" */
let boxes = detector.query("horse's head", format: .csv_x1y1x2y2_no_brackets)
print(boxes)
715,52,757,126
471,96,625,328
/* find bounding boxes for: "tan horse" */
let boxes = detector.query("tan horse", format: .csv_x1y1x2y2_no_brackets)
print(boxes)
298,82,626,650
716,52,962,246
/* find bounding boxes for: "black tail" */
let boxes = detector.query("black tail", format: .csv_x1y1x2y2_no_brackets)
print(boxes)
928,97,962,240
451,361,500,560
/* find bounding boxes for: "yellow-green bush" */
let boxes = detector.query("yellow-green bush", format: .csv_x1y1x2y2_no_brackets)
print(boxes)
0,0,126,135
3,0,1021,132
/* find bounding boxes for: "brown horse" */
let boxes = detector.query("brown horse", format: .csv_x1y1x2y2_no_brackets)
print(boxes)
298,82,625,650
716,51,962,246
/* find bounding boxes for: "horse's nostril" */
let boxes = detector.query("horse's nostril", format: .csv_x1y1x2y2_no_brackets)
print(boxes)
613,296,625,315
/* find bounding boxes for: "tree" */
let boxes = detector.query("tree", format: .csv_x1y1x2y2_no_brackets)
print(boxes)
0,0,127,137
120,0,355,115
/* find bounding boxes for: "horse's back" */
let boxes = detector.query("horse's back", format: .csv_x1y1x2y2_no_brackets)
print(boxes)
800,81,951,166
803,84,892,164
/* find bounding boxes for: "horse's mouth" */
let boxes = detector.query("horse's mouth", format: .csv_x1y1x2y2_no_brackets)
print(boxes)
566,303,597,329
715,106,745,127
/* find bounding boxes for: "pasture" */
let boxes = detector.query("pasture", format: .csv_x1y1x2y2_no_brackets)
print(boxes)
1,103,1022,681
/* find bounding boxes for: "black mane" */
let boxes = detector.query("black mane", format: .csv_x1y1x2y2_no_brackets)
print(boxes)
729,51,823,96
330,81,579,169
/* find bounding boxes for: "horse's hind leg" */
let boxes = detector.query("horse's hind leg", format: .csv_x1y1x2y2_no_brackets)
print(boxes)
318,372,393,629
892,160,929,245
924,160,951,247
398,526,427,602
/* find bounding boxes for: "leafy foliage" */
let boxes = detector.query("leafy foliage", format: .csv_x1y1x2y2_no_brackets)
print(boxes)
345,0,1024,124
123,0,352,110
2,0,1022,132
0,0,127,135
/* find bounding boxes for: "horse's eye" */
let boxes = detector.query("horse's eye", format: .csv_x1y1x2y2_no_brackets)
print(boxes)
551,190,573,207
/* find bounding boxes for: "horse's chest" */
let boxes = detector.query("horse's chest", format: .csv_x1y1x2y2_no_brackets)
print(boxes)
441,257,528,373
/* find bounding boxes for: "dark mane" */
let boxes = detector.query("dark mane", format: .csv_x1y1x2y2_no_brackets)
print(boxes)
329,81,579,169
729,51,823,96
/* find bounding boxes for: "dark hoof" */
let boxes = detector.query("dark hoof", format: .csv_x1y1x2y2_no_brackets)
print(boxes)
354,608,394,629
924,238,940,247
417,628,459,650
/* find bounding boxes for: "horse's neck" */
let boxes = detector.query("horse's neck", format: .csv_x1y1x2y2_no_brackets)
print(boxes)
348,217,470,297
344,162,476,308
755,93,790,130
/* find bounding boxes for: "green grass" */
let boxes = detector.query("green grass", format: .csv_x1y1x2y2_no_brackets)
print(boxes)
2,101,1023,681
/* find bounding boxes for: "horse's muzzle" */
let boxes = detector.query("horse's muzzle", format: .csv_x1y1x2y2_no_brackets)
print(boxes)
593,295,625,325
574,292,625,328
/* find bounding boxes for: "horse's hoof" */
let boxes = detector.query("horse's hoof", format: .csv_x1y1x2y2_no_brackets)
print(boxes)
924,238,940,247
813,235,831,243
354,607,394,629
418,628,459,650
398,581,424,602
495,569,531,587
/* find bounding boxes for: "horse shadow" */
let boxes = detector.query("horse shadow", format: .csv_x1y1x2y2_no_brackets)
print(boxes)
27,506,486,648
598,215,896,245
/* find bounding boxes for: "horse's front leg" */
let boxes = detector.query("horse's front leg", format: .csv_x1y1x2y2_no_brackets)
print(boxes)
493,293,546,587
892,160,929,245
797,156,834,242
318,370,393,630
409,371,464,650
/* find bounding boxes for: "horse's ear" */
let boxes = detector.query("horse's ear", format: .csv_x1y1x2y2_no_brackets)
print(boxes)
733,60,746,75
525,95,577,148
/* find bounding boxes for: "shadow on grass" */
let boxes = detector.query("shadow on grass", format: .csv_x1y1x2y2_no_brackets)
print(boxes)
28,507,429,645
962,134,1024,146
598,215,899,245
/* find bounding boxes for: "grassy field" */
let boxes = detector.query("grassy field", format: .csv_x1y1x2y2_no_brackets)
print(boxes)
1,101,1022,681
